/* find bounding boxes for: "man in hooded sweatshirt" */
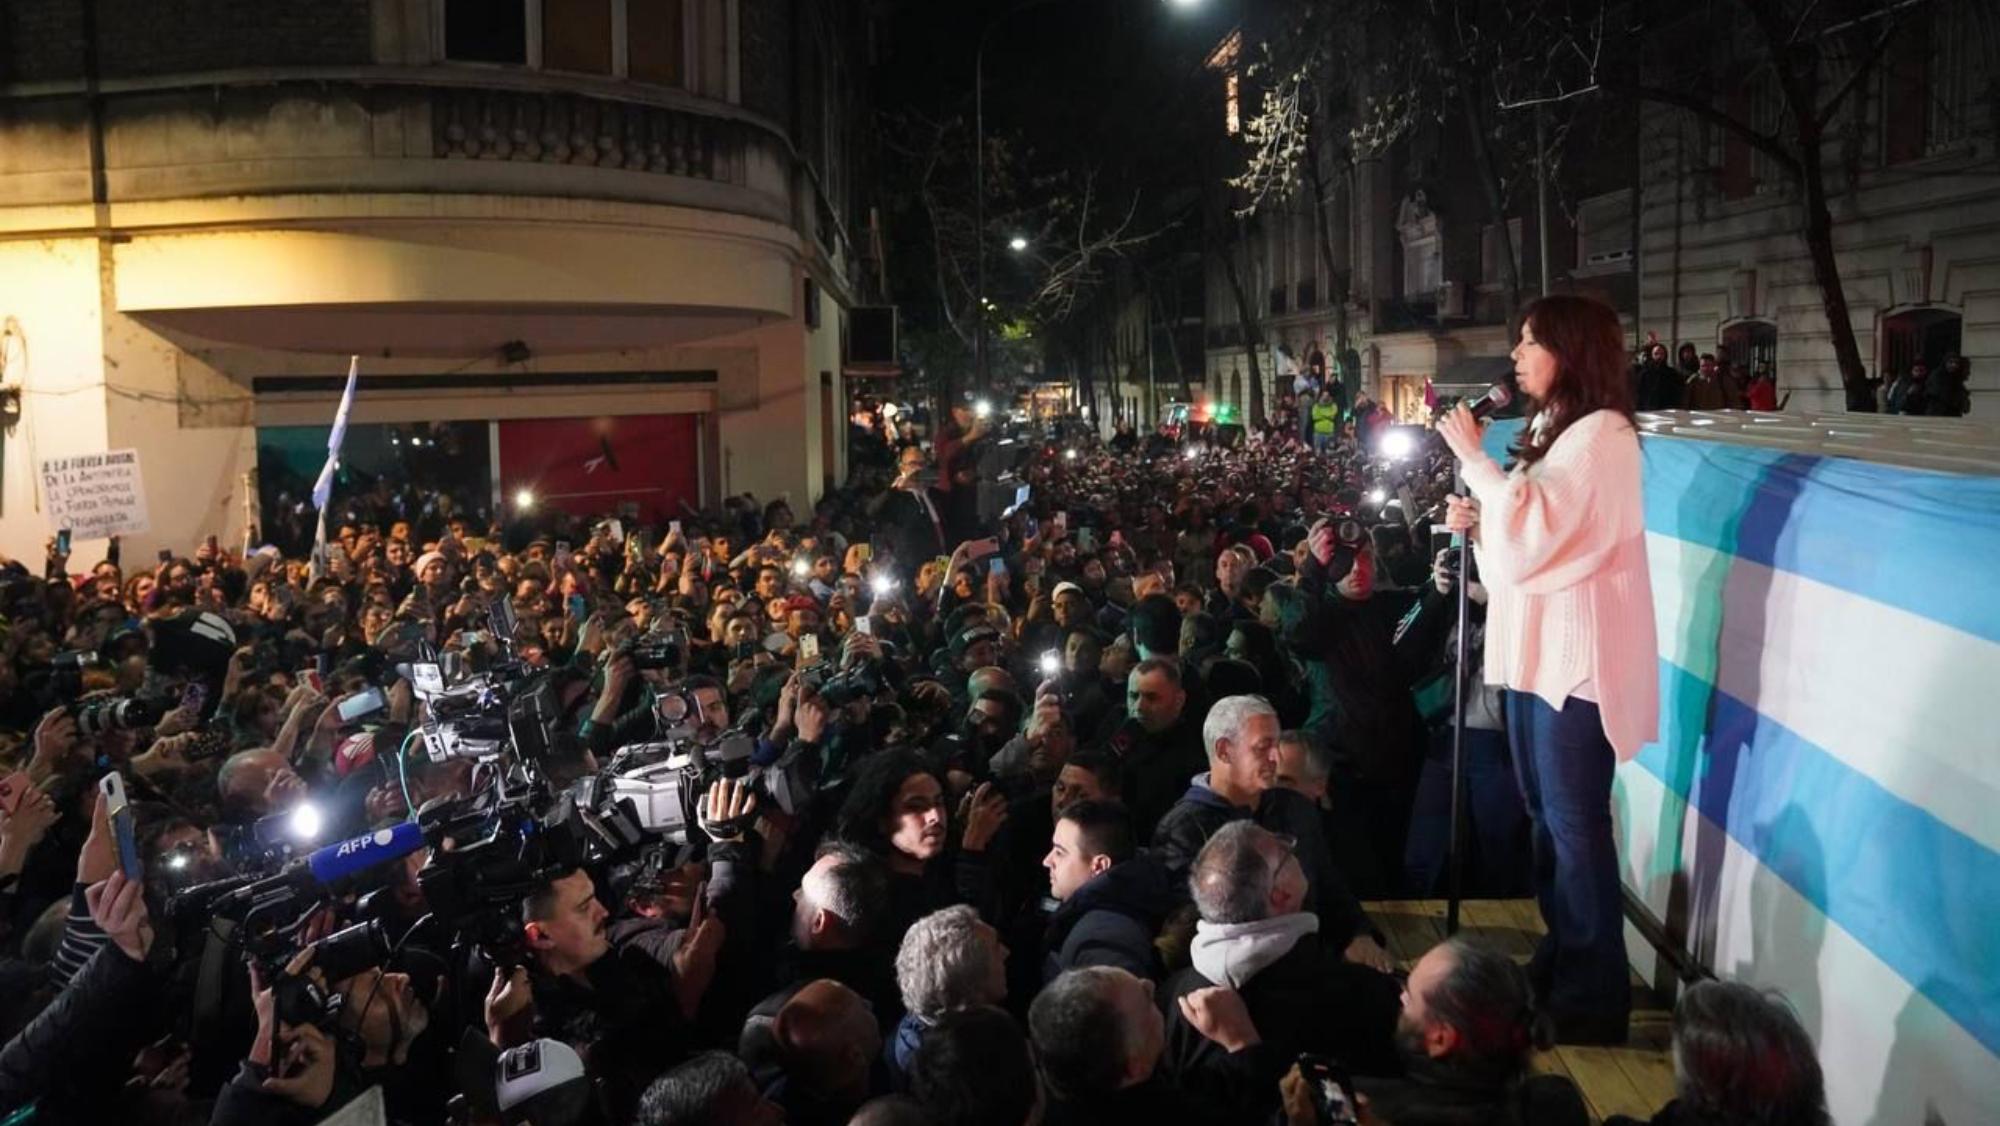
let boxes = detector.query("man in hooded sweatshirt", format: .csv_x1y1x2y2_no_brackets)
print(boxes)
1160,821,1402,1120
1039,800,1173,982
1151,695,1389,971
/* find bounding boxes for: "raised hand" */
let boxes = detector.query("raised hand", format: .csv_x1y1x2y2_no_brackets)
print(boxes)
957,781,1009,853
1177,985,1262,1053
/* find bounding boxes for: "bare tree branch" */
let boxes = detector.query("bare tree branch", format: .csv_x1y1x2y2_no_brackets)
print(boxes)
1815,15,1905,129
1608,77,1802,177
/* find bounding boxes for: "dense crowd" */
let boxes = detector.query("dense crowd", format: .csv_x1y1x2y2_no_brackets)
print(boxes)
0,397,1832,1126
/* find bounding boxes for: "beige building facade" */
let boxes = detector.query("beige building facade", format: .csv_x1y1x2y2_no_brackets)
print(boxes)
0,0,872,563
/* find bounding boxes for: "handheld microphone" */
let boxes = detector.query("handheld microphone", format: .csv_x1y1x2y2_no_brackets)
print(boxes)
1468,382,1514,420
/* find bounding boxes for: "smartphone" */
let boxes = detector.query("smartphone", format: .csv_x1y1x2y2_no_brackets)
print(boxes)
798,633,822,666
56,529,71,556
1075,527,1097,553
554,541,572,567
989,557,1007,577
763,631,792,654
669,520,683,538
567,593,589,622
158,548,174,563
0,771,32,817
854,615,873,637
1297,1055,1361,1125
855,543,873,563
99,773,143,882
337,686,388,723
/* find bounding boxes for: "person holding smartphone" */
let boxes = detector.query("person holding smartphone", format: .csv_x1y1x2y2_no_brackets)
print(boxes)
1435,295,1658,1046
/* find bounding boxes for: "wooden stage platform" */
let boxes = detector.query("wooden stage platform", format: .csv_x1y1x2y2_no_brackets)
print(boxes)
1365,899,1677,1123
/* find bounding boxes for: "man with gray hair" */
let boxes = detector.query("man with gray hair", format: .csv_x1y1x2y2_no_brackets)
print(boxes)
1159,822,1402,1120
1030,966,1236,1125
883,904,1008,1091
1151,695,1388,971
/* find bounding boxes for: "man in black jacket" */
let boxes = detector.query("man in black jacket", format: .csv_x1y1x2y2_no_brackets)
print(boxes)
1152,695,1389,970
1160,822,1401,1121
1030,966,1245,1126
1356,937,1590,1126
1107,658,1205,840
871,445,949,578
1039,800,1172,982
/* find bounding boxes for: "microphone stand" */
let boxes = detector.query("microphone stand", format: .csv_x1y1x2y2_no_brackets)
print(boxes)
1445,465,1472,937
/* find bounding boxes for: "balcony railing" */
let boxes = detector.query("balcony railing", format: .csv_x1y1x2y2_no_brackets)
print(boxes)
430,84,735,180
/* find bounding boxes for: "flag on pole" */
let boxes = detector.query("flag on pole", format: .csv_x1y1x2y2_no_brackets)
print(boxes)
308,356,359,584
312,355,360,511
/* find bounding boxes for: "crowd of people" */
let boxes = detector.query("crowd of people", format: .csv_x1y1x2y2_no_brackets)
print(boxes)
0,347,1835,1124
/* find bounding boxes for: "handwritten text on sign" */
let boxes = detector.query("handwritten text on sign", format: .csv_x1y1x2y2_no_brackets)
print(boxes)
41,449,151,539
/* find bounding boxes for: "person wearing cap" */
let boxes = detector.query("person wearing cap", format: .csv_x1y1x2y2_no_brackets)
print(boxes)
944,624,1001,705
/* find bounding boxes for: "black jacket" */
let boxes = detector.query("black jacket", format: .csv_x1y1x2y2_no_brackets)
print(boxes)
1044,1072,1235,1126
1161,932,1402,1120
1108,714,1207,842
1150,777,1377,949
0,944,165,1120
1359,1067,1592,1126
1042,854,1173,983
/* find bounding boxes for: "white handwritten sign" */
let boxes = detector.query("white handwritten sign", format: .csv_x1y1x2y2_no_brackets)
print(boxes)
40,449,150,539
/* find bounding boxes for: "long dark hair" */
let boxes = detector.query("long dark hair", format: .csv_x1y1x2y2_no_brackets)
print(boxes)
833,748,944,859
1671,981,1830,1126
1510,295,1637,469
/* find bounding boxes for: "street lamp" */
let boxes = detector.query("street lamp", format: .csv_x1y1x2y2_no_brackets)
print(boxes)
975,0,1202,394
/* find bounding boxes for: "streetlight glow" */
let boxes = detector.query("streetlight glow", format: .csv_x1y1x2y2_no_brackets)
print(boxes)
1008,235,1029,252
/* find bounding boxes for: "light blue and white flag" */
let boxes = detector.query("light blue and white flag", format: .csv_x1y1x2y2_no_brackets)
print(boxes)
312,355,360,511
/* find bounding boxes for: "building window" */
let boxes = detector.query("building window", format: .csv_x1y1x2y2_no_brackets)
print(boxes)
1269,286,1288,316
1207,30,1242,135
1575,190,1633,270
442,0,687,86
444,0,528,64
544,0,614,74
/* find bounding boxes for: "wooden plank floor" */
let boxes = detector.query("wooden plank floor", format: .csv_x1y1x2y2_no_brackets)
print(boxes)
1366,899,1676,1124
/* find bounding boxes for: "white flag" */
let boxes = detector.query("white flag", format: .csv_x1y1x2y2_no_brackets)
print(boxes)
312,355,360,511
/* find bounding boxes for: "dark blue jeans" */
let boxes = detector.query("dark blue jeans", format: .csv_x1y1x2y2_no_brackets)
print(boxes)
1403,726,1531,896
1505,690,1631,1019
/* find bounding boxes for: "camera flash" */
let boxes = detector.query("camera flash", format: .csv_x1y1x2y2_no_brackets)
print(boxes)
1040,651,1062,676
288,802,324,843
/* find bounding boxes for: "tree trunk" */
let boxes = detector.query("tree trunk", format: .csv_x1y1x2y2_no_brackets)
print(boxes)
1456,73,1522,311
1792,118,1868,399
1151,286,1194,403
1304,131,1353,358
1220,226,1266,425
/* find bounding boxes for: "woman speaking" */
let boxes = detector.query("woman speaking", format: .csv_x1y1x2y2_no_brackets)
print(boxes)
1436,294,1659,1046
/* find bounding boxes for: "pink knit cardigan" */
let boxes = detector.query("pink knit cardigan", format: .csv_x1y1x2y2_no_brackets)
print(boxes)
1463,409,1660,761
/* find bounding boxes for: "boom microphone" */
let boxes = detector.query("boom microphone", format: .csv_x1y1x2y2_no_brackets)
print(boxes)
1468,382,1514,420
186,821,429,916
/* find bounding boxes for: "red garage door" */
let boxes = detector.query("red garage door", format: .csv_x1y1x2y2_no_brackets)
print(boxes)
497,414,699,525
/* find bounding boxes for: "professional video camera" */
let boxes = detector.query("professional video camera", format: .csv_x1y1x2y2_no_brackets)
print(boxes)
42,610,238,734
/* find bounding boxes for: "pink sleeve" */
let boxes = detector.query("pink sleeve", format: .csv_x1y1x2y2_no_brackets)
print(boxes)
1461,412,1640,595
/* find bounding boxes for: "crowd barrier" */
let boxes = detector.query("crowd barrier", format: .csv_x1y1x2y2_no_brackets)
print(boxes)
1484,411,2000,1125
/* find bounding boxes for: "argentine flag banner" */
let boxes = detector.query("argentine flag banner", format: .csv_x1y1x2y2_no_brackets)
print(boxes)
1484,415,2000,1124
